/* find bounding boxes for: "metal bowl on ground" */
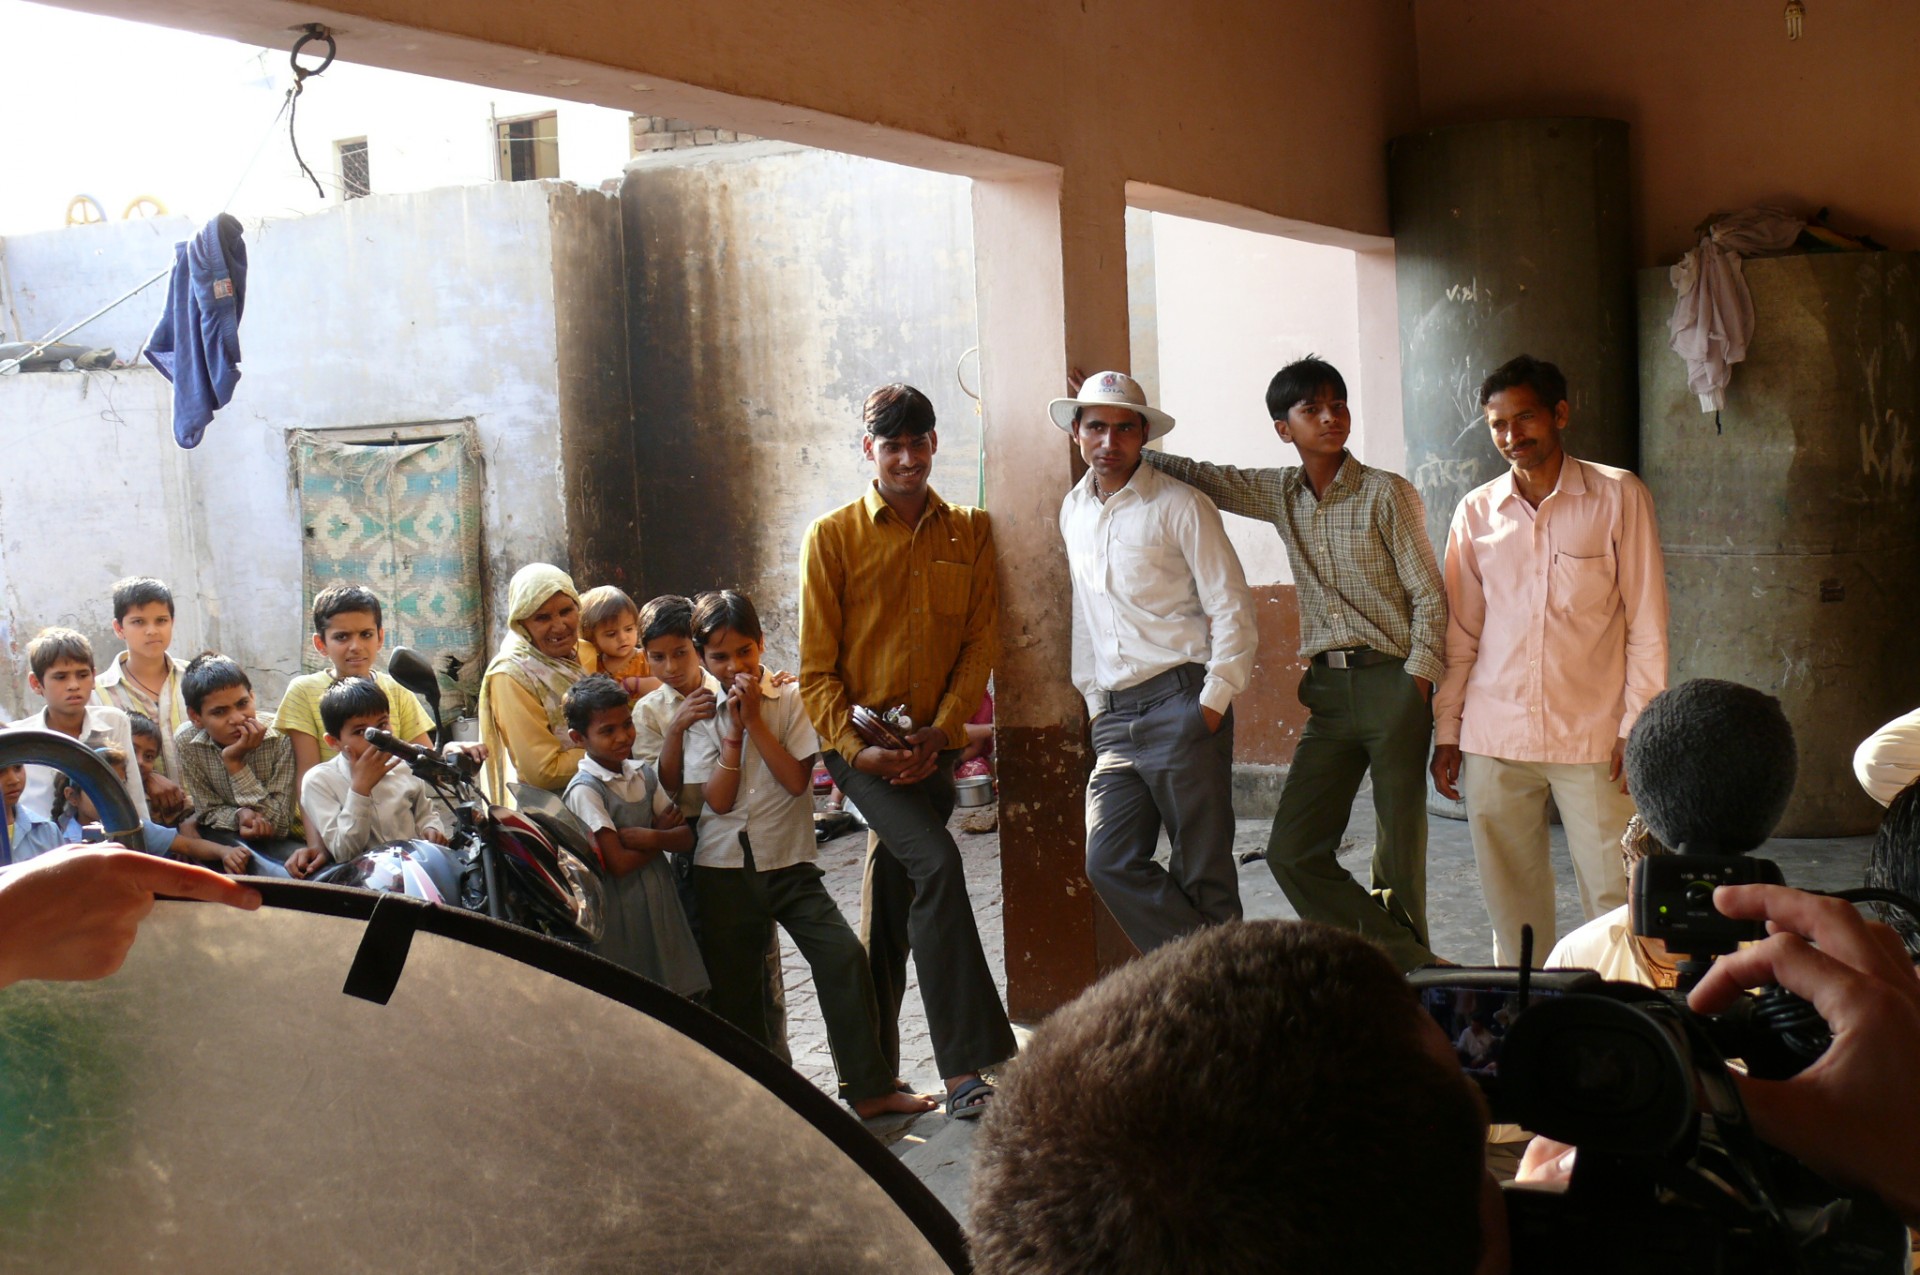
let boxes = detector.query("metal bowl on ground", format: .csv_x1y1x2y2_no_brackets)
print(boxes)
954,775,994,808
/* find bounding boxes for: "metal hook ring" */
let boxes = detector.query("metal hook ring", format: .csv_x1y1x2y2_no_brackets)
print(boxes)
290,25,336,81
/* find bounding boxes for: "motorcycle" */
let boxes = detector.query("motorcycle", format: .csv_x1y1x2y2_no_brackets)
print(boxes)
314,647,605,946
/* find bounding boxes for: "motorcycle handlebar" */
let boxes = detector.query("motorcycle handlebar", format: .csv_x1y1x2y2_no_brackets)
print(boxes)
364,728,480,783
364,728,438,767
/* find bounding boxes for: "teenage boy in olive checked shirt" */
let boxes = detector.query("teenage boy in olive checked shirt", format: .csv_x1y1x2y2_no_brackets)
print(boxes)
800,383,1015,1119
1138,356,1448,971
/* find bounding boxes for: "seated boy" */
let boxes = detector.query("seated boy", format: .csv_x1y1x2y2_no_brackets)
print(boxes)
560,675,707,996
577,585,662,702
175,653,300,873
274,585,438,870
93,577,191,782
11,628,148,825
126,714,243,872
2,762,63,866
683,590,933,1118
295,678,449,875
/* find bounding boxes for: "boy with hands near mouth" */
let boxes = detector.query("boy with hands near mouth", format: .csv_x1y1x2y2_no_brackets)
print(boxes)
293,677,449,877
686,590,932,1119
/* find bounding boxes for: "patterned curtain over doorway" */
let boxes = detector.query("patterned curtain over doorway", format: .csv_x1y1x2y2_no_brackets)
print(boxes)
292,425,486,677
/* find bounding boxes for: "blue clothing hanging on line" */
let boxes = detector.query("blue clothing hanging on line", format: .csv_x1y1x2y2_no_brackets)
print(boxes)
145,213,248,449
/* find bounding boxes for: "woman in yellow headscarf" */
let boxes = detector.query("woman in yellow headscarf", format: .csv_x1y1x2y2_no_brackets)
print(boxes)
478,563,589,802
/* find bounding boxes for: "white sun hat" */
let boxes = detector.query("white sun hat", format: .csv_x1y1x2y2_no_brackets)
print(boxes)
1047,370,1176,441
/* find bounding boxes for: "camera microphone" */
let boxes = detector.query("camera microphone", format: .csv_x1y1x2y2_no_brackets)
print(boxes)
1624,678,1797,856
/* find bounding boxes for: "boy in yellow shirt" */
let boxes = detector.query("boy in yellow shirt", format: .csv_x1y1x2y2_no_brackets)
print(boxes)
274,585,436,875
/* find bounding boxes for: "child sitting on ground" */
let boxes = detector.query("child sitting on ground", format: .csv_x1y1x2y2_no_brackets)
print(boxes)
275,585,439,874
175,653,300,874
683,589,933,1118
578,586,662,703
561,674,708,996
2,763,62,865
295,678,449,875
126,714,243,872
11,627,148,825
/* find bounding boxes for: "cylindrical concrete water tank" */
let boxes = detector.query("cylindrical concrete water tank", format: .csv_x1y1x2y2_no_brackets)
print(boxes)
1639,251,1920,836
1391,118,1638,555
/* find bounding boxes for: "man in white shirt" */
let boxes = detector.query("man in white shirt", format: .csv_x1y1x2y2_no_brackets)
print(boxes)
1053,371,1258,952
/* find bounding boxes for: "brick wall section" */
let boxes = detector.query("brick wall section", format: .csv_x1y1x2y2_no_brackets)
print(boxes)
629,116,759,153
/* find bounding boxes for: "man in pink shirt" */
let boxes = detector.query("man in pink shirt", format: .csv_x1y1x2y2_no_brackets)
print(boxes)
1430,355,1669,965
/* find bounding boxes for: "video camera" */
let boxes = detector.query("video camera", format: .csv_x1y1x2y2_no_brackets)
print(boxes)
1410,851,1912,1273
1409,681,1916,1272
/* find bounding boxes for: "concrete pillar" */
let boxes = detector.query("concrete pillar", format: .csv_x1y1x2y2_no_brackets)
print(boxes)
972,166,1134,1020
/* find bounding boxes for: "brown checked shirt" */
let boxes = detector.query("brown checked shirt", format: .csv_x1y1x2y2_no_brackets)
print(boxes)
799,484,999,765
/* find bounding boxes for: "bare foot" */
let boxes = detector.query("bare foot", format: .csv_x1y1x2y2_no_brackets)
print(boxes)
853,1089,938,1119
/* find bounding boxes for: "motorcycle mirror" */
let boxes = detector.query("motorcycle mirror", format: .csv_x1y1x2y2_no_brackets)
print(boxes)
388,647,442,736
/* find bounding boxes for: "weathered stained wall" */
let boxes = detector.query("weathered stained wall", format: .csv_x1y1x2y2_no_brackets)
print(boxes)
550,189,642,594
1414,0,1920,265
621,143,980,675
0,180,603,715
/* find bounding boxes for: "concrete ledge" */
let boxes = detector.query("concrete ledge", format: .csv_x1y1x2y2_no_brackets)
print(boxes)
1231,763,1287,818
1236,763,1482,823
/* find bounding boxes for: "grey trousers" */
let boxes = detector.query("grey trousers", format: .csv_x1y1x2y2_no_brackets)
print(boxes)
825,749,1016,1081
1086,664,1242,952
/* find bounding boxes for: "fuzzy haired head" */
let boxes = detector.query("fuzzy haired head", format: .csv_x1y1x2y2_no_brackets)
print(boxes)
969,920,1487,1274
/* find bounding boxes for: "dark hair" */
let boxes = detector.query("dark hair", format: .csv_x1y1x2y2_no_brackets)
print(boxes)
563,674,631,736
54,745,128,825
690,590,764,650
27,627,95,682
1265,355,1348,420
181,652,251,714
863,383,936,439
639,594,694,647
579,586,639,639
112,576,175,622
1478,354,1568,409
312,584,384,635
126,711,161,744
1867,780,1920,958
971,921,1488,1274
1626,679,1798,855
320,676,392,739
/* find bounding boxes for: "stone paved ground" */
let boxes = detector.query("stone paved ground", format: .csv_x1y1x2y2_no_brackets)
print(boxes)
781,789,1875,1099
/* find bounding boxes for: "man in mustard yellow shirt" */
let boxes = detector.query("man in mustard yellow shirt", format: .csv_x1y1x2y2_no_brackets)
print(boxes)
799,384,1014,1120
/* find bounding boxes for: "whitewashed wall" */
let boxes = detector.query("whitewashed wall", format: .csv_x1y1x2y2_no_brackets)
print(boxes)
0,181,585,716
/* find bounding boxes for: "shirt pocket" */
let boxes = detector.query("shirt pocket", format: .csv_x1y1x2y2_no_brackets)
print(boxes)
1109,541,1185,582
1550,551,1617,615
931,560,971,615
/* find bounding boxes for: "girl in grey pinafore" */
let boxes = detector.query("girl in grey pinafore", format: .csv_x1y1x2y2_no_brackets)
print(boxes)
563,766,711,997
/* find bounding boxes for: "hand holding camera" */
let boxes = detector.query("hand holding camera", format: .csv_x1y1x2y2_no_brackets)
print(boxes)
1689,883,1920,1226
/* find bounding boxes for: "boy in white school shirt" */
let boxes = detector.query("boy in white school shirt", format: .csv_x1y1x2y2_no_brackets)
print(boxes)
682,590,933,1119
296,678,447,873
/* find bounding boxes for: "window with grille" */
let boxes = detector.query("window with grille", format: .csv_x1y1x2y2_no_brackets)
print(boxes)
496,113,560,181
338,139,371,200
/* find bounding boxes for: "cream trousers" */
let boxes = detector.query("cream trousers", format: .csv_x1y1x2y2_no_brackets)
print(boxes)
1461,753,1635,966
